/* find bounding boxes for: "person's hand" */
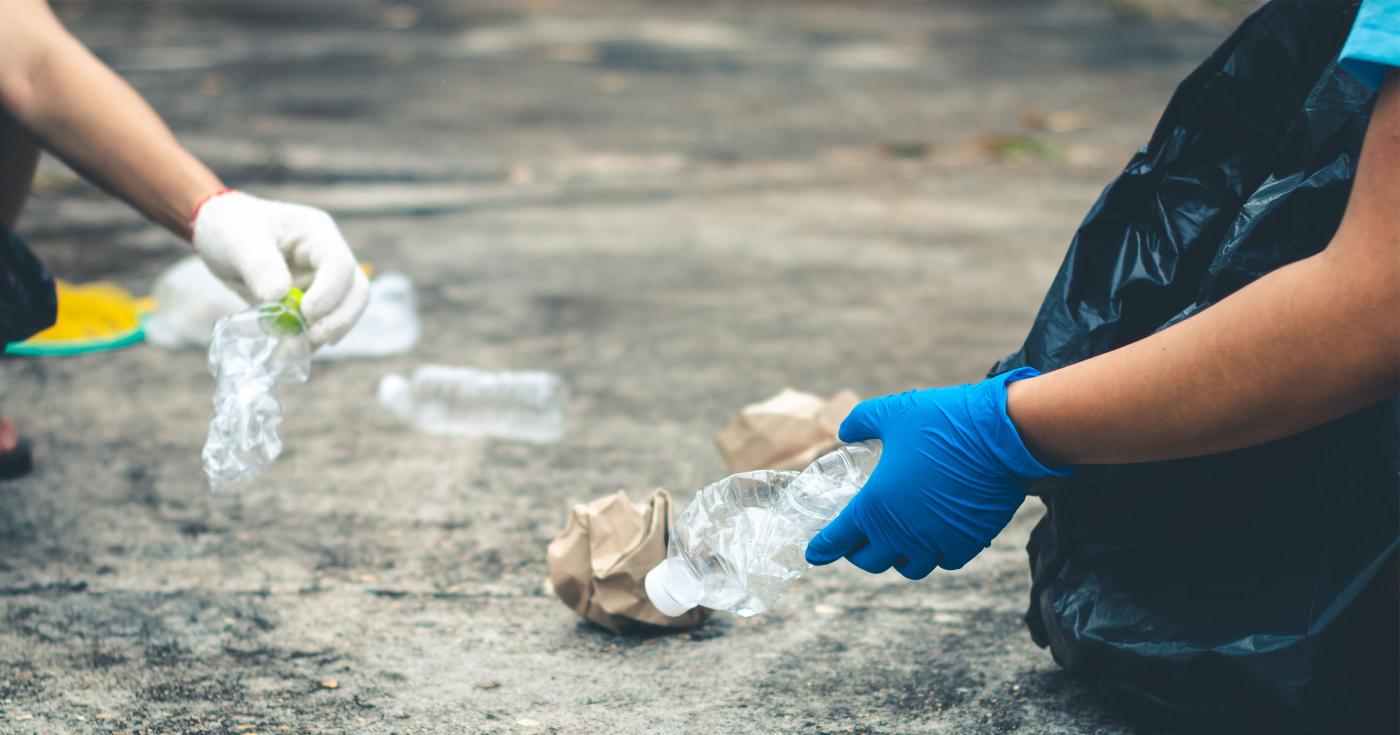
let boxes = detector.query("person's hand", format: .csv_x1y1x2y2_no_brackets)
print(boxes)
805,368,1072,579
192,190,369,347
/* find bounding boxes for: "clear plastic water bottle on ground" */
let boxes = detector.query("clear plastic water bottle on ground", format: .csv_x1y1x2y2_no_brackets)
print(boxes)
645,440,881,617
378,365,568,443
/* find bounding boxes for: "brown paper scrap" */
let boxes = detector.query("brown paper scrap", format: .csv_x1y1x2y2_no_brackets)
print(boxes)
716,388,860,473
547,489,709,634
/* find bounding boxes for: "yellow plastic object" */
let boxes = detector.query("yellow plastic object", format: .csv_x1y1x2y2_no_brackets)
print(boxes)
4,281,152,357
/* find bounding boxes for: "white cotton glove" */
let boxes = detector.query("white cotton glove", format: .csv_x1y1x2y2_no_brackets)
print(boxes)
192,190,369,347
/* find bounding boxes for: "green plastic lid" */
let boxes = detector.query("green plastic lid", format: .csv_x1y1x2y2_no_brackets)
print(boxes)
263,287,306,336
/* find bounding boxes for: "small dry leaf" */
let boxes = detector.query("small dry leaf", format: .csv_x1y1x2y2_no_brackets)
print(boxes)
1018,106,1049,130
516,718,541,726
319,679,339,689
543,44,596,63
1044,109,1094,133
95,713,115,720
597,74,628,94
1018,107,1095,133
474,680,500,690
199,73,226,97
814,604,840,616
380,5,420,29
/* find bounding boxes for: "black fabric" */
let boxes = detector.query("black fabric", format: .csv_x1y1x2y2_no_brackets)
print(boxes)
992,2,1398,732
1,220,56,345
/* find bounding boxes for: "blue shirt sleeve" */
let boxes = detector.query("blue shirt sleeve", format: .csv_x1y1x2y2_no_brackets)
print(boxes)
1340,0,1400,89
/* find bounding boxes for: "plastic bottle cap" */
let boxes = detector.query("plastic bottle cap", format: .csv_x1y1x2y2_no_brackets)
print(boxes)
377,373,413,417
644,558,702,617
279,287,305,330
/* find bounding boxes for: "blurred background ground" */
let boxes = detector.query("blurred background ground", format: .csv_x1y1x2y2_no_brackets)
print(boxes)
0,2,1253,733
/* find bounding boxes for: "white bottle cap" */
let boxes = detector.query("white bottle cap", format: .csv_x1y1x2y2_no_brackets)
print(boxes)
644,558,702,617
377,373,413,417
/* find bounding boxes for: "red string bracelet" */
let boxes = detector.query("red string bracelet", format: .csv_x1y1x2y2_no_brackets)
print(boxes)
188,187,237,242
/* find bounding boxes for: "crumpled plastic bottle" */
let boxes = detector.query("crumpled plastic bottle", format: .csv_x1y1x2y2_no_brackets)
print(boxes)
201,290,311,492
645,441,881,617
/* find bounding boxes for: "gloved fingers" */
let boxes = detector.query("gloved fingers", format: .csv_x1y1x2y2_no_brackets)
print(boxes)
306,267,369,347
845,542,900,574
298,252,356,324
225,237,294,305
935,547,977,571
290,269,315,291
839,393,909,443
289,216,357,323
838,399,884,443
202,262,258,304
894,554,938,581
805,507,866,566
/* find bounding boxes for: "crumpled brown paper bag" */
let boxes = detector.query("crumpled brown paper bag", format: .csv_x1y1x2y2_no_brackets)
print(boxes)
716,388,860,473
547,489,709,634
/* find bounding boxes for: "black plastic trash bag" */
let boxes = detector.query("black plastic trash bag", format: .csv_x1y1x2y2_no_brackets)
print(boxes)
0,222,56,346
993,1,1397,732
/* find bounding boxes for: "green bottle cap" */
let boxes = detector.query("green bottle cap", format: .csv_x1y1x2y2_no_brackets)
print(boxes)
262,287,306,336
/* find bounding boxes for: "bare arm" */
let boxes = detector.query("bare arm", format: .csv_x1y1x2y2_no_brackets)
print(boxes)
0,0,223,238
0,0,369,345
1006,71,1400,466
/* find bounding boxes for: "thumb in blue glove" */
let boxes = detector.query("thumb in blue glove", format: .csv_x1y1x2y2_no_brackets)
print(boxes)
805,367,1072,579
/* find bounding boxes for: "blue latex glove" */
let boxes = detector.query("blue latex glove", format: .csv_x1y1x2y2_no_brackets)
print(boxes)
805,367,1072,579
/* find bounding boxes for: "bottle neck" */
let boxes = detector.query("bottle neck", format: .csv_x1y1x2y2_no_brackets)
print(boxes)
645,558,702,617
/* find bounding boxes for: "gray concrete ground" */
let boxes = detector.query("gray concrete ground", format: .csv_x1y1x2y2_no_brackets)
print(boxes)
1,2,1244,733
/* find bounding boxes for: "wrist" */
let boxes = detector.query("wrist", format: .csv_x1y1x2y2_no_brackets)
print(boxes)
1004,372,1073,469
136,151,224,241
187,186,236,242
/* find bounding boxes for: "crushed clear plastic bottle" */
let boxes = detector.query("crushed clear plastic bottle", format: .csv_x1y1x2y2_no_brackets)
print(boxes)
201,294,311,492
378,365,568,443
645,440,881,617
